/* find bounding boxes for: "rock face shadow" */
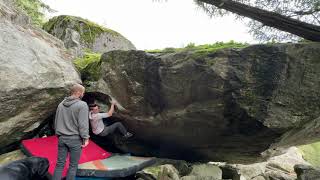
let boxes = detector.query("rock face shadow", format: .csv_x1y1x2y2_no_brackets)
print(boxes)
80,43,320,163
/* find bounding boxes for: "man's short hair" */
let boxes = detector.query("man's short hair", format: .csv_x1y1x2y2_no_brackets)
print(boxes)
70,84,85,95
88,104,99,110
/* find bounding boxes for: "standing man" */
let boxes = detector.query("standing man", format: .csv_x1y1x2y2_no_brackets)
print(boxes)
53,84,90,180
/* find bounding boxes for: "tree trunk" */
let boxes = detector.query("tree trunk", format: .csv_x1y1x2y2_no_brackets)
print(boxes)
198,0,320,41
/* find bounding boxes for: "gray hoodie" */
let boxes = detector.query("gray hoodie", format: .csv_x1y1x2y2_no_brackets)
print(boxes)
54,96,90,139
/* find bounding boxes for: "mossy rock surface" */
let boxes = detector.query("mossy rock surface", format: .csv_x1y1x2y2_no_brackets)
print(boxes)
147,41,248,55
43,15,136,53
43,15,119,44
298,142,320,167
74,52,102,82
0,150,26,165
83,43,320,163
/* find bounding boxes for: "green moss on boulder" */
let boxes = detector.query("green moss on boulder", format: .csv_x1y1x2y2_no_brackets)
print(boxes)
298,142,320,167
147,41,248,54
74,52,102,82
43,15,136,53
0,150,26,165
43,15,120,44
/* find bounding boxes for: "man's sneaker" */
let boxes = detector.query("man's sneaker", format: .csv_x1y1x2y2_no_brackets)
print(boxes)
124,132,133,138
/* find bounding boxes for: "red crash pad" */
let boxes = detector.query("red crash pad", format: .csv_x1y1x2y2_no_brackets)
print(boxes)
21,136,111,177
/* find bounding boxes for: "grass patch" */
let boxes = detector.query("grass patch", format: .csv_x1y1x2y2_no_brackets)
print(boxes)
298,142,320,167
74,52,101,70
146,41,248,54
74,52,102,81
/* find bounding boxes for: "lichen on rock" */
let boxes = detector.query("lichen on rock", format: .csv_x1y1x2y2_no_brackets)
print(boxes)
43,15,136,54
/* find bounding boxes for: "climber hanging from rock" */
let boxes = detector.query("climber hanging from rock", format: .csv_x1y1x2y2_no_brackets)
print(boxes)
89,101,133,138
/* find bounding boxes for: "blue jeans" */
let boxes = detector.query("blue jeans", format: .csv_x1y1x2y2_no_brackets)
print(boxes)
52,135,82,180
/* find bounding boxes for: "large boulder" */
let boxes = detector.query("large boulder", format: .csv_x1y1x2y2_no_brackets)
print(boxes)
83,42,320,163
43,15,136,55
0,2,81,151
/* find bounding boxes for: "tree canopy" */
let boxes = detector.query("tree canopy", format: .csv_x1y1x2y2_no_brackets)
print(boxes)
196,0,320,42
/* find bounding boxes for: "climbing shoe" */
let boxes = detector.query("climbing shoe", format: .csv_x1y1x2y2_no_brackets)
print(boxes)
124,132,133,138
